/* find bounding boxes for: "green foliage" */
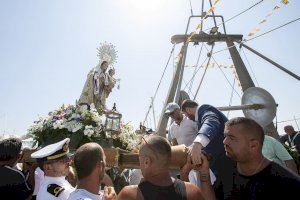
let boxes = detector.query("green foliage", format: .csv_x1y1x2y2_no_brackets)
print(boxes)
27,104,138,151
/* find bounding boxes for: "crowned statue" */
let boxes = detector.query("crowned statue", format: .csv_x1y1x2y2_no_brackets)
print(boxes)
78,43,118,109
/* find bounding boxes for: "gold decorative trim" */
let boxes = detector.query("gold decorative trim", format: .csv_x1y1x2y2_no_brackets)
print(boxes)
47,150,68,160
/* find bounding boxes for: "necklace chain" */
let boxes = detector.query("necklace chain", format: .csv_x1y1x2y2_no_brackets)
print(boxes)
238,157,265,176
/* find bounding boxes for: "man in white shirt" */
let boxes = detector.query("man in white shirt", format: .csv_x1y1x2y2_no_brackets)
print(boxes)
31,138,75,200
68,142,116,200
166,103,198,146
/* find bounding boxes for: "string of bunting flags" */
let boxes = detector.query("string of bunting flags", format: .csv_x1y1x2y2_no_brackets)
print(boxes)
185,62,242,89
247,0,290,37
175,0,221,64
185,63,234,68
178,0,291,91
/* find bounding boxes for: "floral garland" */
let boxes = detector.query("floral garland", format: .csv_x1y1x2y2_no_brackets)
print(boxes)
28,104,138,151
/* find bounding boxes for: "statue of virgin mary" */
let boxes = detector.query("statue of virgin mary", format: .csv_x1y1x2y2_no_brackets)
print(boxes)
78,43,118,109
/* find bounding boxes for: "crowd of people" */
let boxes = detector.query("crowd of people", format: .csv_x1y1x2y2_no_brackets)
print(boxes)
1,100,300,200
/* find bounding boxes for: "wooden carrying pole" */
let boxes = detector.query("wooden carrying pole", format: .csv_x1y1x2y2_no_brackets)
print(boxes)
21,145,189,170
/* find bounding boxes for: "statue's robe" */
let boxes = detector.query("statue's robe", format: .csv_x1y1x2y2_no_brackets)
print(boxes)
78,67,106,108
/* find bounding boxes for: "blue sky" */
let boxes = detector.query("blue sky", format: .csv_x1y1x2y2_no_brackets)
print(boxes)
0,0,299,136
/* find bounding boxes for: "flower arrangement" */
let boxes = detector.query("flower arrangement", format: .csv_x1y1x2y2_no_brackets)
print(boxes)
28,104,138,151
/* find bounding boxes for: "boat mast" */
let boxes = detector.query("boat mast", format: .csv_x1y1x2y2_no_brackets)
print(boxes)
156,0,296,138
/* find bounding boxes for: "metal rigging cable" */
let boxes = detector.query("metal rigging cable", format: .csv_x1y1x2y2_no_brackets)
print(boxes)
227,78,236,118
193,44,215,100
183,56,209,90
188,0,194,16
203,0,265,32
189,43,205,92
245,17,300,42
241,47,260,86
277,117,300,124
203,44,242,98
183,78,195,97
143,44,176,125
212,16,300,55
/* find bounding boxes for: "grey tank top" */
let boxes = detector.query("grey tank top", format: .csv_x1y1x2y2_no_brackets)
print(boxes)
138,179,187,200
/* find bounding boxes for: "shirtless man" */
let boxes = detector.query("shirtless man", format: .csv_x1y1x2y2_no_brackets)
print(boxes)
117,135,204,200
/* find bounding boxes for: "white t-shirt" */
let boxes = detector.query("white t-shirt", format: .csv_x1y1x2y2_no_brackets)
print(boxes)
68,189,104,200
168,115,216,186
168,116,198,146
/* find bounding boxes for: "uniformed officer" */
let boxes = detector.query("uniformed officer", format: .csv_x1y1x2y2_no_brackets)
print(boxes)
31,138,75,200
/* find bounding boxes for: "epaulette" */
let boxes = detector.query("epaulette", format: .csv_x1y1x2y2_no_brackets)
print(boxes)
47,184,65,197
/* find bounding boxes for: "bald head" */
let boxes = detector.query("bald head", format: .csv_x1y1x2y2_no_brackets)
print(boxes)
140,135,171,167
74,142,105,180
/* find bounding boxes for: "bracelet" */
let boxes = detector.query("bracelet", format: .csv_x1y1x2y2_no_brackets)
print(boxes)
199,174,210,182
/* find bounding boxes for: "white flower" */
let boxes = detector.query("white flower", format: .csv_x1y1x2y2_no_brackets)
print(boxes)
90,103,96,110
53,119,65,129
84,125,94,137
85,125,93,129
66,109,72,115
72,123,83,133
79,105,88,113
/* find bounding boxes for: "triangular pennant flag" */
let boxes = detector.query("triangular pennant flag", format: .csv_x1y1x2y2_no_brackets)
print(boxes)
259,19,267,24
281,0,289,5
208,7,215,14
214,0,220,5
196,23,203,30
266,13,273,17
274,5,280,10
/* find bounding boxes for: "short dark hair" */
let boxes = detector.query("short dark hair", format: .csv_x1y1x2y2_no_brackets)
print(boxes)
74,143,104,180
181,99,198,111
140,135,171,167
225,117,265,146
284,125,294,131
0,138,22,161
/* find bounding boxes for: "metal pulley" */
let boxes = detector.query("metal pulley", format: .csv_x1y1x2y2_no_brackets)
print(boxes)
217,87,277,128
242,87,277,127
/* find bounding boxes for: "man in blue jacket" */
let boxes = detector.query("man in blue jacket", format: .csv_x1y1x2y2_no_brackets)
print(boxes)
181,100,234,178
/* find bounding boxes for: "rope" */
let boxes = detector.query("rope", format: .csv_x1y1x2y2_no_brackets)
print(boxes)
143,44,176,125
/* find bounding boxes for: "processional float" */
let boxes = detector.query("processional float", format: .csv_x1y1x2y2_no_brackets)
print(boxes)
23,87,278,169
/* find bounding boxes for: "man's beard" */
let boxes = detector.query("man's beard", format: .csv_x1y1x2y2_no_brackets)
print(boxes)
53,167,69,177
99,170,105,182
188,114,195,121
